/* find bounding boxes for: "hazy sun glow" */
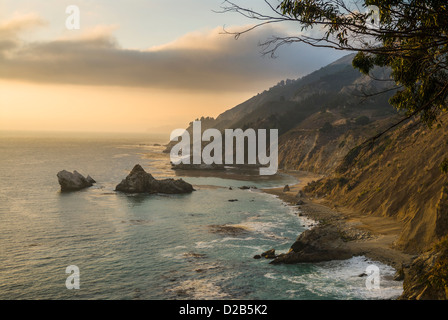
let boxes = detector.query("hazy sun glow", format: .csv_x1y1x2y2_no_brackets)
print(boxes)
0,80,257,133
0,1,344,134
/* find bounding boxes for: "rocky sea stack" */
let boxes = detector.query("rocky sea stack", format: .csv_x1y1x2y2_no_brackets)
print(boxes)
270,224,353,264
57,170,95,191
115,164,195,194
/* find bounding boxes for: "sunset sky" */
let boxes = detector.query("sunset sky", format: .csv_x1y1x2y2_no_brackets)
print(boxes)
0,0,344,134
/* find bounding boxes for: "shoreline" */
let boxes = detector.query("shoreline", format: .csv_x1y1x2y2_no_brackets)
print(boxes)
262,170,414,271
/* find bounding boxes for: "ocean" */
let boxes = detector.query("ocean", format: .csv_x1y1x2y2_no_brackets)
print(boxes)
0,131,403,300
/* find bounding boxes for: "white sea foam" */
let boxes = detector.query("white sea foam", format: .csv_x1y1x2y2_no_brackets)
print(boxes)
277,256,402,300
194,239,267,255
219,236,256,242
195,239,220,249
264,273,278,280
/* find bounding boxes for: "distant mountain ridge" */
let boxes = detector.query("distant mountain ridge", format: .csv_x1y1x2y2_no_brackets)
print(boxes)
201,53,391,129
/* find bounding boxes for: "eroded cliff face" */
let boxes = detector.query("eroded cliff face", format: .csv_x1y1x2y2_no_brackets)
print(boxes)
302,116,448,253
278,112,403,174
279,125,369,174
297,114,448,299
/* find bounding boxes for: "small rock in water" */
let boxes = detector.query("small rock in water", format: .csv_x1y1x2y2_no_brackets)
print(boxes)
239,185,257,190
261,249,276,259
183,252,207,259
283,185,290,192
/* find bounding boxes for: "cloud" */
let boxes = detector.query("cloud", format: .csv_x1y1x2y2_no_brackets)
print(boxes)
0,16,344,92
0,12,45,38
0,13,46,55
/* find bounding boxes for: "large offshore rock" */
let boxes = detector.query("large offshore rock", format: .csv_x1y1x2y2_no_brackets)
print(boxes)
115,164,195,194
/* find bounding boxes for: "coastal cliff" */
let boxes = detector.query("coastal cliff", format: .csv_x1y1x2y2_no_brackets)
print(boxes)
303,116,448,254
299,115,448,299
170,53,448,299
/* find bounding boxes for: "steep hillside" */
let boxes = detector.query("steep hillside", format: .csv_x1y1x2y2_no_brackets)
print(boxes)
165,53,398,172
302,114,448,299
304,115,448,253
277,111,402,174
210,53,360,130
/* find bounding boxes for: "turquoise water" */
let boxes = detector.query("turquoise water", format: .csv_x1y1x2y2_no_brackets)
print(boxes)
0,132,403,300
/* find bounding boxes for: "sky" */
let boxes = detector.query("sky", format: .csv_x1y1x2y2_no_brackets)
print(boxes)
0,0,345,134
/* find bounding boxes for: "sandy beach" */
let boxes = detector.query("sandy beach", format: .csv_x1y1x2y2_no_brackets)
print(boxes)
263,170,414,270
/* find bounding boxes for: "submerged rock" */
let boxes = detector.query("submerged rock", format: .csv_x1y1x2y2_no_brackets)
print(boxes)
57,170,94,191
239,185,257,190
358,272,368,278
183,252,207,259
115,164,195,194
208,224,249,236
